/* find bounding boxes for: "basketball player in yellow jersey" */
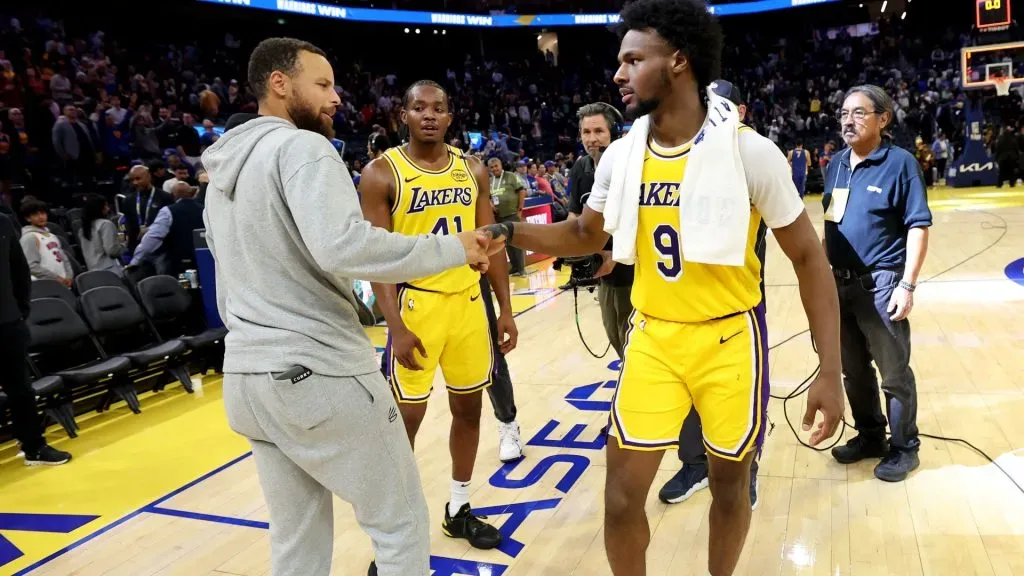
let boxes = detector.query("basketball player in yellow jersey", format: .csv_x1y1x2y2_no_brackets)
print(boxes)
482,1,844,574
359,80,515,550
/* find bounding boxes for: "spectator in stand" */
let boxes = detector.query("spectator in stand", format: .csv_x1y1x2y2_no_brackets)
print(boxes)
18,197,74,286
162,165,195,194
178,113,202,166
130,110,161,159
0,212,72,466
51,104,97,187
123,165,173,251
130,180,203,276
99,107,132,172
529,162,552,197
78,193,125,275
199,119,220,150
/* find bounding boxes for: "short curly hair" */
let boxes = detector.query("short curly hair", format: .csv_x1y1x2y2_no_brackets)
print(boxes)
404,79,449,109
248,37,327,101
620,0,724,92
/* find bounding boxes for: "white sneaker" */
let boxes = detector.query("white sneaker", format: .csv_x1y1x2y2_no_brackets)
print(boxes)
498,421,524,462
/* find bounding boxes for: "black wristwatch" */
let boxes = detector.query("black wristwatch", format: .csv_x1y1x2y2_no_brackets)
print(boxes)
898,280,916,292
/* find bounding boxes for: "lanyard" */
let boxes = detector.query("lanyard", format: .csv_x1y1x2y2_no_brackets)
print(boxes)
137,190,153,226
832,149,854,192
491,172,508,194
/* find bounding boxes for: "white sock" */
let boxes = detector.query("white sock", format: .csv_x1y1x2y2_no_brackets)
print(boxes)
448,479,471,517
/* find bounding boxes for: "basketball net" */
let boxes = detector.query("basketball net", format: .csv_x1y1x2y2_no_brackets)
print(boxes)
994,77,1012,97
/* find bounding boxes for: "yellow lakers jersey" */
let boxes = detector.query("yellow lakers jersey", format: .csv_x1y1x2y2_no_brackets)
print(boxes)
383,145,480,293
633,127,764,323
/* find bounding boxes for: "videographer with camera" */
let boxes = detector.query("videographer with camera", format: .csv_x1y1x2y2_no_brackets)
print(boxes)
567,103,634,359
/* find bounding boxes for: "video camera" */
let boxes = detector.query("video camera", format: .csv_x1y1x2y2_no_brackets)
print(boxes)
553,254,604,290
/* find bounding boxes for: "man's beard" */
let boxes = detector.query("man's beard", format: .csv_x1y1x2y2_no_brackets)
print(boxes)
288,91,334,139
626,96,661,121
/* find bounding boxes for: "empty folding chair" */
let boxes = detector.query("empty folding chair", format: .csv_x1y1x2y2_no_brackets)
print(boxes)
73,269,124,295
26,298,136,413
136,275,227,374
25,368,77,438
31,278,78,311
78,286,192,394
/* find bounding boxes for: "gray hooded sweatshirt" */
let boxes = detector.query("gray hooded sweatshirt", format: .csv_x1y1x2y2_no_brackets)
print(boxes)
201,116,465,377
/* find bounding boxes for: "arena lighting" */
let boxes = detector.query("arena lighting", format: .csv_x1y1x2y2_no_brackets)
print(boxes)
197,0,845,27
881,0,887,11
901,10,906,19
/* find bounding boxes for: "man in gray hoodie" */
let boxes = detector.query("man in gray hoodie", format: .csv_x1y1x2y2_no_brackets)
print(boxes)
201,37,499,576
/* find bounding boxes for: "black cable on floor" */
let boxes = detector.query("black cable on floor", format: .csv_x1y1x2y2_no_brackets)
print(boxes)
573,285,612,359
765,210,1023,495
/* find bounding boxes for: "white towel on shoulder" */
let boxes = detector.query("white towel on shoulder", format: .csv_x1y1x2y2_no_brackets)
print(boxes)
603,85,752,268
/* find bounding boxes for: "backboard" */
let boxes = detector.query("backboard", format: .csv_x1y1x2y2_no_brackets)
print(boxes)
961,40,1024,89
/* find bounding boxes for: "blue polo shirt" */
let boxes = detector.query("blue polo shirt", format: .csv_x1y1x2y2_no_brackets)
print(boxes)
823,143,932,273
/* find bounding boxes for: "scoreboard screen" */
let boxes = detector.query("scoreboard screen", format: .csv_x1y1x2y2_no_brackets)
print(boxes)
978,0,1012,30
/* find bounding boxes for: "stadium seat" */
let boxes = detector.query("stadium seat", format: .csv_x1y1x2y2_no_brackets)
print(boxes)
136,275,228,355
31,279,78,311
26,297,136,413
27,371,77,438
78,286,193,393
74,269,125,295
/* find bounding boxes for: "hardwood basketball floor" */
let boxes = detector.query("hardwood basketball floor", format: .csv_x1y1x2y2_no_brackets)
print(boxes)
2,186,1023,575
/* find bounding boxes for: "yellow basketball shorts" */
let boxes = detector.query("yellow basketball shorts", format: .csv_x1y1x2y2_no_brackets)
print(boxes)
608,304,770,461
383,284,495,403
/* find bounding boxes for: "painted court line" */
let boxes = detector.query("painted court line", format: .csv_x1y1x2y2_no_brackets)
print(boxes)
14,452,253,575
145,507,270,530
18,284,568,574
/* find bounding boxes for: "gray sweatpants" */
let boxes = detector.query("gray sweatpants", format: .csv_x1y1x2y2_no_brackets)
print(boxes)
222,371,430,576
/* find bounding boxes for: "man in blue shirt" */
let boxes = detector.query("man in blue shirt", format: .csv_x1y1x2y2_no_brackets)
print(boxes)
824,85,931,482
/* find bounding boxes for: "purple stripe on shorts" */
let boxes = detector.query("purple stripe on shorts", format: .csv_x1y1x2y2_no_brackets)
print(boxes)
752,301,770,457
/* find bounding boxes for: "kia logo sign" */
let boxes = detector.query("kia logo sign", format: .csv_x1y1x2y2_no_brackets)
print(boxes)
959,162,995,173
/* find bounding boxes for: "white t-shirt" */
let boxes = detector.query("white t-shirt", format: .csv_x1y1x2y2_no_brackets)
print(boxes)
586,127,805,231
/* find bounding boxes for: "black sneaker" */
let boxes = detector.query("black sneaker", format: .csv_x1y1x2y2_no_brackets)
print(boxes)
874,448,920,482
24,445,71,466
368,561,377,575
831,434,887,464
658,464,709,504
442,502,501,549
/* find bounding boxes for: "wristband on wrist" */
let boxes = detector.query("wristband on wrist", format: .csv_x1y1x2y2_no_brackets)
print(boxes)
898,280,915,292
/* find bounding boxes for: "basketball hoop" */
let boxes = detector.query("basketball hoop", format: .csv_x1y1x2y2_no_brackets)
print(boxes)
994,76,1012,97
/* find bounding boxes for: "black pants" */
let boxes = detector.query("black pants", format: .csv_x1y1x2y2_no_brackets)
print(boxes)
498,214,525,275
597,282,632,360
997,159,1017,188
0,320,45,453
480,277,516,423
837,269,919,452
